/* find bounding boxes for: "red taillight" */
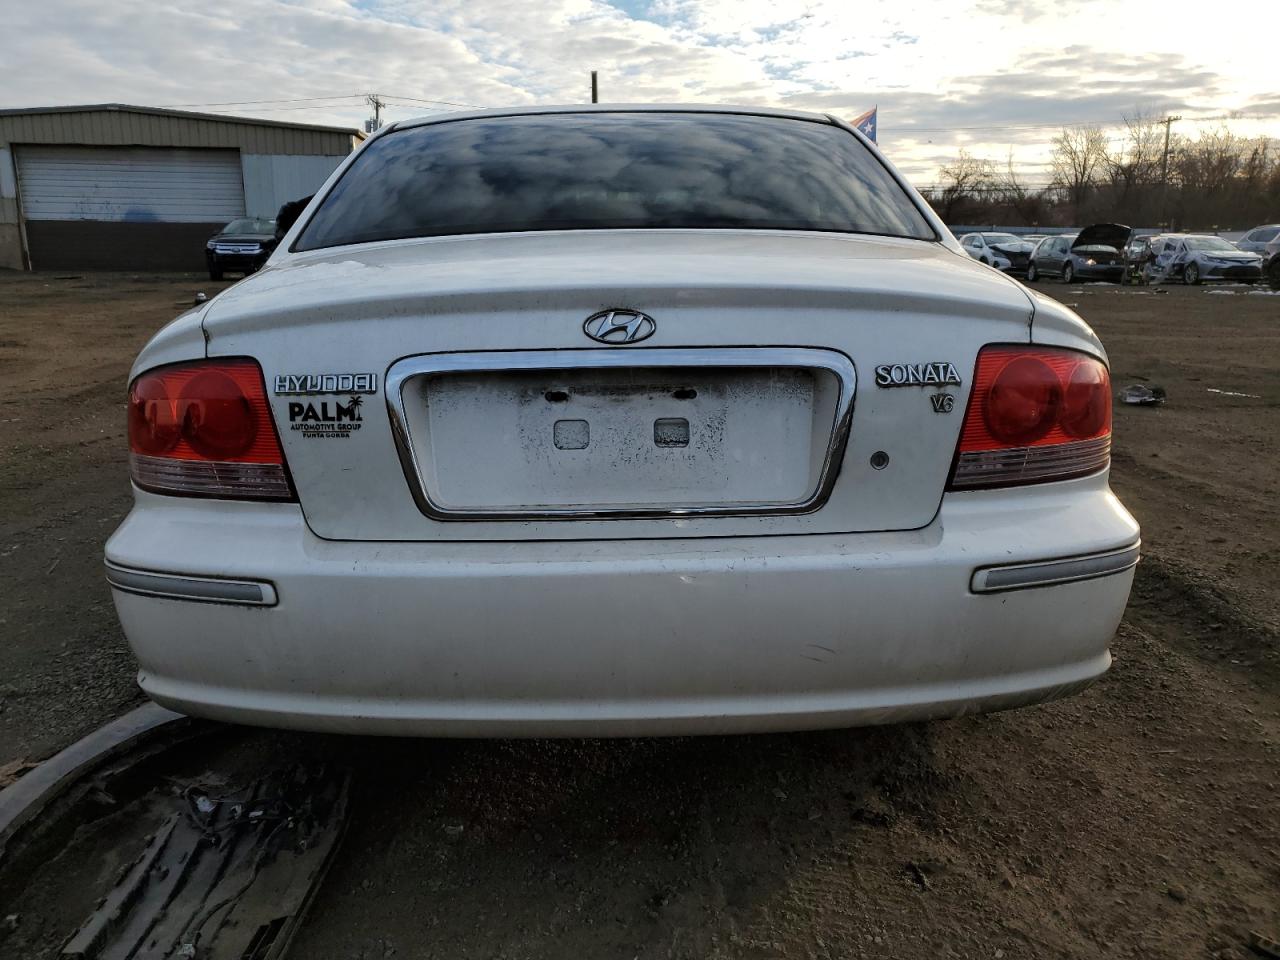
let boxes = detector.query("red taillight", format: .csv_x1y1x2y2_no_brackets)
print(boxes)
983,355,1060,445
127,359,294,500
1060,359,1110,438
949,346,1111,489
127,373,182,456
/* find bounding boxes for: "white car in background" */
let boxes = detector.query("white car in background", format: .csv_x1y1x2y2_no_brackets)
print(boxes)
959,232,1036,275
106,106,1138,737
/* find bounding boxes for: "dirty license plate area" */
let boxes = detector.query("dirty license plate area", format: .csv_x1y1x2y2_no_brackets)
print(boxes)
405,364,837,517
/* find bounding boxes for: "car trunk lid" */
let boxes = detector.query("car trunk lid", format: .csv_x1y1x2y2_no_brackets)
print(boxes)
203,230,1033,541
1072,222,1131,253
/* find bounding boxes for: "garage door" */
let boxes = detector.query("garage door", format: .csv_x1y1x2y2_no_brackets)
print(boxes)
16,146,245,270
16,146,245,222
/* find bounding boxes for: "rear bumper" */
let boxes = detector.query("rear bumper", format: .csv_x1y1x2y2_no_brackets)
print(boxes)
993,256,1030,275
1075,264,1124,281
105,474,1140,736
205,251,268,273
1201,264,1262,280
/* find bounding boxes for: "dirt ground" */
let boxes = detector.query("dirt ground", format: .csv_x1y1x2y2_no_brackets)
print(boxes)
0,272,1277,959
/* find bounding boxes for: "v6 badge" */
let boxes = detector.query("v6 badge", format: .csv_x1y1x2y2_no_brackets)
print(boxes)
930,393,955,413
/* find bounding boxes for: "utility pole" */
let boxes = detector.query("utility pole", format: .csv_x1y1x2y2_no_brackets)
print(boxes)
590,71,598,104
1159,114,1181,229
366,93,385,132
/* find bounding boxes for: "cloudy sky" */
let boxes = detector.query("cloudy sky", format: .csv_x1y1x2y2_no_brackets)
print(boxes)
3,0,1277,185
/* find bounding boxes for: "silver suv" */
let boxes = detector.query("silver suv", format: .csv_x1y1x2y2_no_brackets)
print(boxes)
1237,224,1280,254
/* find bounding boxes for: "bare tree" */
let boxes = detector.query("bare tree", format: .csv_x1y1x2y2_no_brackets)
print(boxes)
995,151,1045,225
1239,136,1280,224
1262,138,1280,220
1102,114,1164,222
933,149,996,221
1050,125,1107,219
1177,126,1244,194
1239,137,1271,191
1174,125,1248,227
921,120,1279,231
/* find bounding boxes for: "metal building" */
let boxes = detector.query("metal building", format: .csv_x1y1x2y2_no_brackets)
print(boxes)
0,104,362,271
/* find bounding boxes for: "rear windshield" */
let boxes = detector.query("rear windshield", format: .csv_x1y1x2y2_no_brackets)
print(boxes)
223,218,275,235
295,112,936,250
1184,236,1236,252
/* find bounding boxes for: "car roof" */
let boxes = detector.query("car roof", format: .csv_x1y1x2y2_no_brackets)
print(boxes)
391,103,837,134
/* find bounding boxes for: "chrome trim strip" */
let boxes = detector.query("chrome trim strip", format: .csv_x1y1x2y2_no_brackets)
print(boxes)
971,543,1140,594
385,347,857,521
105,562,278,606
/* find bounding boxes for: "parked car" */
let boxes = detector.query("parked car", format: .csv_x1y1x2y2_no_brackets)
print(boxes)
1132,234,1183,284
1236,224,1280,254
1121,234,1163,284
1122,236,1151,284
205,217,278,280
959,232,1035,275
1026,223,1130,284
108,106,1137,737
1261,234,1280,290
1148,235,1263,285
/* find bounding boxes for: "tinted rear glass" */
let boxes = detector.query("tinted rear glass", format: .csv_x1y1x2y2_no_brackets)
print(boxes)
1185,237,1235,251
224,218,275,235
295,112,935,250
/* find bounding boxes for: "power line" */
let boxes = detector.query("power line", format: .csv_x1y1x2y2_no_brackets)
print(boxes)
154,91,481,113
158,90,486,124
194,103,375,114
159,94,367,108
378,93,485,109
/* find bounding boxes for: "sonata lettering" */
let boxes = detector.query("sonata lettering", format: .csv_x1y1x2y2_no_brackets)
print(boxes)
874,362,962,388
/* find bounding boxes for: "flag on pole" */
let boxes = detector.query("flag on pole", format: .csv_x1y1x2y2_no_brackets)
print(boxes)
852,107,877,143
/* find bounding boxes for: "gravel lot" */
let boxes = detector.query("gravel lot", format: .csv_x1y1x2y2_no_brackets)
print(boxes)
0,272,1276,959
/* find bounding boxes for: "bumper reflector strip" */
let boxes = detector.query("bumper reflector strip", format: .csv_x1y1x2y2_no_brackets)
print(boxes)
105,563,278,606
971,543,1140,594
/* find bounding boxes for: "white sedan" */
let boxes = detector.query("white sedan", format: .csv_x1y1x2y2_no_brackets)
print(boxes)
958,232,1036,275
106,106,1139,737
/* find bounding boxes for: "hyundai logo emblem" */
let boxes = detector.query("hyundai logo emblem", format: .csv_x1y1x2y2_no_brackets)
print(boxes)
583,309,656,345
